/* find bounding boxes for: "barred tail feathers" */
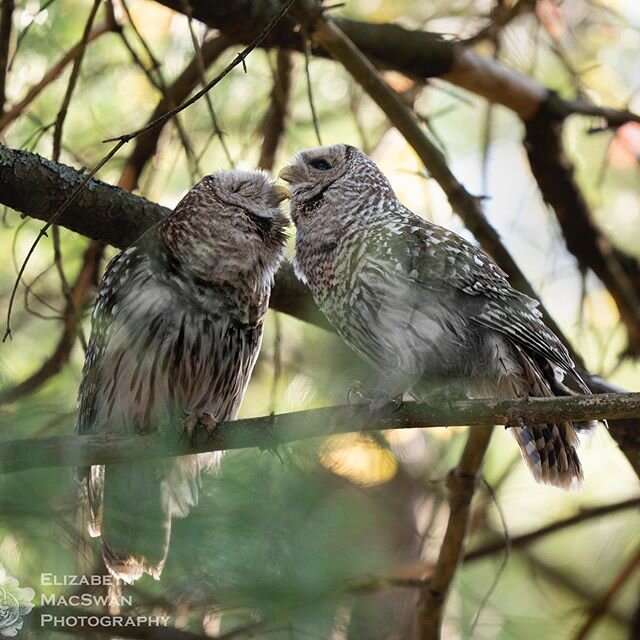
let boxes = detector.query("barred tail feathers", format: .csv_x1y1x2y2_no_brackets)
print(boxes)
507,346,586,490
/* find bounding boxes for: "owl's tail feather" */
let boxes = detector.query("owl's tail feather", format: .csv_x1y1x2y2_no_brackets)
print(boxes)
99,461,172,583
82,456,202,583
505,347,588,490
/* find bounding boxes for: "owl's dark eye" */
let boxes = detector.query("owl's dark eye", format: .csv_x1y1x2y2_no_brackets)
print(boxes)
231,181,248,193
309,158,331,171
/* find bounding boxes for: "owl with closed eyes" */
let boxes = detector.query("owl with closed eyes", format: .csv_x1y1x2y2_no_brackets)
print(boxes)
76,170,288,581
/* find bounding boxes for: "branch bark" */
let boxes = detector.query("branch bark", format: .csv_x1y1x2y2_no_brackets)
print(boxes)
525,97,640,355
0,392,638,475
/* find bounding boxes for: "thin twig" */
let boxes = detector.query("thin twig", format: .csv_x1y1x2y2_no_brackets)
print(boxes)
180,0,234,167
301,25,322,145
0,0,14,114
49,0,96,350
466,496,640,562
467,477,510,637
0,20,113,132
0,240,103,404
51,0,101,159
572,549,640,640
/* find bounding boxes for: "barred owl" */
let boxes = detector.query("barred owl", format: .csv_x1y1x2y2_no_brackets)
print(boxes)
76,170,288,581
281,144,593,489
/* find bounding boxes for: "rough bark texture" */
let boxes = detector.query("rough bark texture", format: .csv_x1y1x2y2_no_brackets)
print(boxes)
0,145,164,246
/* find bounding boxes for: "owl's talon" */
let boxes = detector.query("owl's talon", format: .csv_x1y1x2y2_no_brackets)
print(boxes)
391,394,404,412
199,412,219,438
181,412,219,446
347,381,368,405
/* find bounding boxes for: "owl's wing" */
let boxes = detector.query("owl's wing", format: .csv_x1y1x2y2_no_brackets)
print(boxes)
372,214,576,374
75,246,152,436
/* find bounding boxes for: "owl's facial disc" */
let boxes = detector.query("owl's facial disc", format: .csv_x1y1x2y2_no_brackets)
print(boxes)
279,144,350,205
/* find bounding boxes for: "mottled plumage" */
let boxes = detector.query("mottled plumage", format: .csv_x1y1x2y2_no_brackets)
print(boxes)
282,144,592,489
76,170,288,581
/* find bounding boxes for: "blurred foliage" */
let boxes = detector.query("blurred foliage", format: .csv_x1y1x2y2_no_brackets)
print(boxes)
0,0,639,638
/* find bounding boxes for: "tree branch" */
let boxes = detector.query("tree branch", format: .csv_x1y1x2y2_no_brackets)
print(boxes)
0,0,14,114
572,549,640,640
525,97,640,355
465,496,640,562
417,427,493,639
0,392,638,475
0,20,115,133
152,0,640,126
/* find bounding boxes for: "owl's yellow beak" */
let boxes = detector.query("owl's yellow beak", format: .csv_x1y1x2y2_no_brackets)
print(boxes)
278,165,297,184
273,184,290,202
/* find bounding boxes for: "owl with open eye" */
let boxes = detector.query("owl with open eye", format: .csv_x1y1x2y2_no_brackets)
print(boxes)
281,144,594,490
75,170,289,582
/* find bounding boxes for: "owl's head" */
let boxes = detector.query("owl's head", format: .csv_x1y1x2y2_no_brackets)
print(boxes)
279,144,392,224
207,170,290,222
160,170,289,285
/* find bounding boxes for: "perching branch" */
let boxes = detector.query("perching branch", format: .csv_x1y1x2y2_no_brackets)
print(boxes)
0,392,639,475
